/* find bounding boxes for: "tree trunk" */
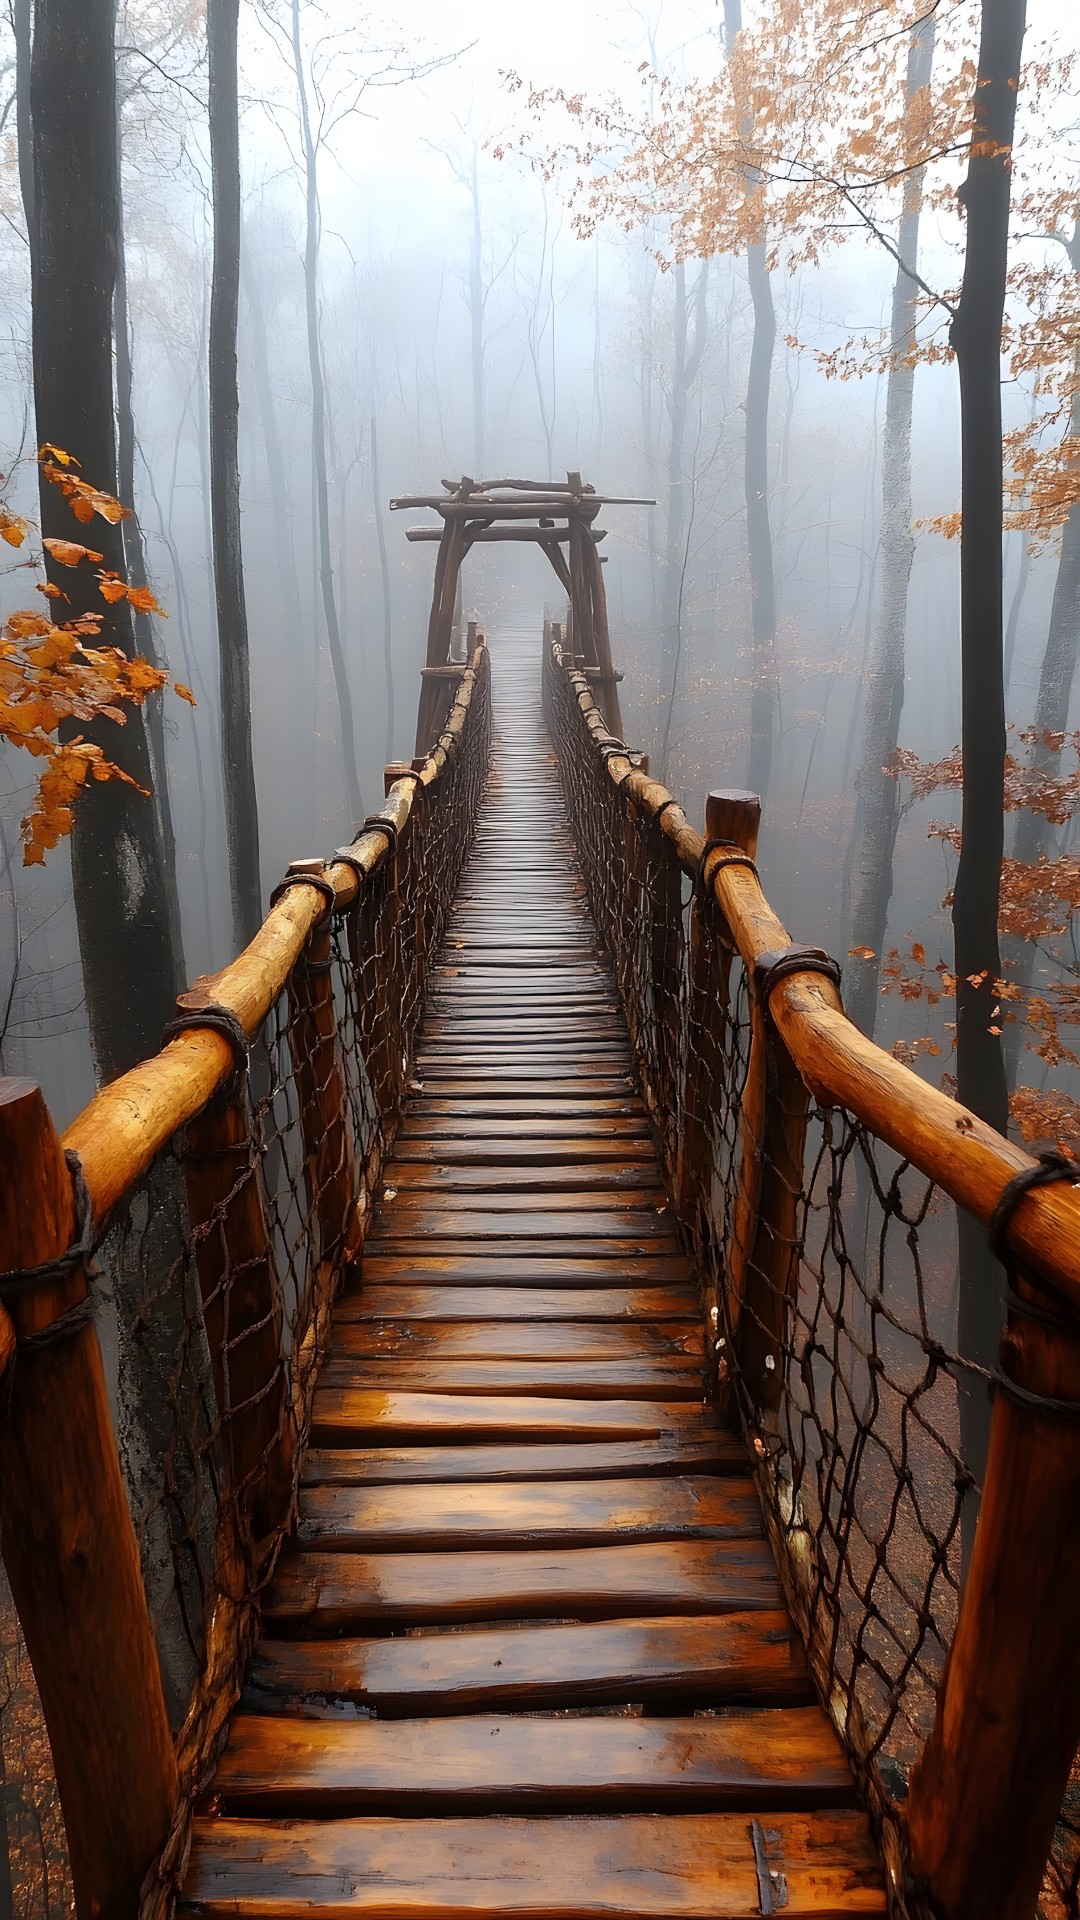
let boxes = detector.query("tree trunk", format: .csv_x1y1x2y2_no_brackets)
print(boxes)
371,413,395,761
950,0,1027,1510
722,0,778,799
12,0,32,246
291,0,363,823
745,237,777,799
845,12,937,1039
1002,262,1080,1083
30,0,183,1080
114,84,186,983
208,0,263,948
470,146,485,476
659,260,708,769
241,246,313,844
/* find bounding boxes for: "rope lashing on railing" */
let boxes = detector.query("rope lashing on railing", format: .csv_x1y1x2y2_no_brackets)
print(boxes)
754,943,844,1005
0,1150,98,1365
987,1148,1080,1264
695,838,759,907
160,1004,251,1069
269,863,339,927
987,1150,1080,1421
333,814,400,886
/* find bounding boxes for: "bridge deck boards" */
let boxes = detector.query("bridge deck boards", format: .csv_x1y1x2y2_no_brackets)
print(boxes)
180,628,884,1918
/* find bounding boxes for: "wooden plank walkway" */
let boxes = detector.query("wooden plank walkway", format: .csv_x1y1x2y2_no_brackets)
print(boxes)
181,629,885,1918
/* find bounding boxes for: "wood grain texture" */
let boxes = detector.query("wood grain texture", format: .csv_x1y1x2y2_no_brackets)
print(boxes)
300,1434,745,1485
181,1811,886,1916
246,1611,812,1715
316,1359,702,1399
293,1476,762,1550
338,1286,698,1319
310,1390,707,1444
263,1540,785,1628
211,1707,854,1814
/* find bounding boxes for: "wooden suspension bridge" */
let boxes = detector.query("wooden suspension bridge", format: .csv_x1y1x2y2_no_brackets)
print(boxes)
1,477,1079,1920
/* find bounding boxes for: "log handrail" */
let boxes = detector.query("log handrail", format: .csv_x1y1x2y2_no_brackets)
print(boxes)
550,638,1080,1310
64,642,488,1228
0,635,491,1920
545,626,1080,1920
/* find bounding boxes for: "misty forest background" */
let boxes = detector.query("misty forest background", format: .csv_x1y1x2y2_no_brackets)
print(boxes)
1,0,1079,1157
0,0,1078,1910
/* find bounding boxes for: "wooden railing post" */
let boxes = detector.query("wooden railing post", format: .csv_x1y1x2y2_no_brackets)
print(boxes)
0,1078,178,1920
704,794,771,1392
647,814,683,1179
904,1266,1080,1920
676,791,757,1229
177,1003,293,1550
735,1022,810,1412
283,870,362,1317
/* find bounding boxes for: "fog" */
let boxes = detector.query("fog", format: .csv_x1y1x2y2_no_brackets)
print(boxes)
1,0,1077,1144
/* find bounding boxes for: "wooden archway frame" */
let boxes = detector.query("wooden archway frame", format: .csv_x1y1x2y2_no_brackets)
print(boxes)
393,474,651,753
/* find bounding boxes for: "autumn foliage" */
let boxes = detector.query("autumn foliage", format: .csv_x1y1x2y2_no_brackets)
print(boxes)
0,448,192,864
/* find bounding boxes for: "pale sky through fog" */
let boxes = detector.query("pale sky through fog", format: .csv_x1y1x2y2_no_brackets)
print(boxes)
265,0,1077,305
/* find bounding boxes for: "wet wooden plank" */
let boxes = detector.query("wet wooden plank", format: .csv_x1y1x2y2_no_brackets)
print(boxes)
338,1286,698,1321
245,1610,811,1715
309,1390,706,1446
211,1707,854,1815
294,1477,760,1551
393,1138,656,1166
369,1209,679,1242
263,1540,785,1629
363,1238,688,1262
329,1321,703,1359
317,1358,701,1400
386,1164,663,1192
355,1254,695,1288
300,1435,746,1486
397,1117,651,1139
181,1810,886,1916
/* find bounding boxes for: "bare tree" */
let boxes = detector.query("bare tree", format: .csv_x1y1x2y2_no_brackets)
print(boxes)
28,0,183,1079
845,9,937,1039
208,0,263,944
950,0,1027,1507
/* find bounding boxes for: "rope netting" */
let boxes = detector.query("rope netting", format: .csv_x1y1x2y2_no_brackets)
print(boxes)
0,646,490,1916
543,631,1077,1919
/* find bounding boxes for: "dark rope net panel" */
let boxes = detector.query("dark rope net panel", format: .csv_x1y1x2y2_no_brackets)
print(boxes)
543,631,1077,1920
2,646,491,1917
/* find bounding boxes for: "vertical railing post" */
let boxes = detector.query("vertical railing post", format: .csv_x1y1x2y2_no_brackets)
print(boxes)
735,1021,810,1411
284,875,362,1325
676,791,757,1245
647,816,683,1182
905,1264,1080,1920
177,1008,293,1549
705,794,771,1392
0,1078,178,1920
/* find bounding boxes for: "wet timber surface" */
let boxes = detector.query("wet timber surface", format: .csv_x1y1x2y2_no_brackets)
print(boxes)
180,628,885,1919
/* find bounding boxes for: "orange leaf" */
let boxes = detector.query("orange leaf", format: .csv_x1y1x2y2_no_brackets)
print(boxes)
848,945,875,960
912,941,926,966
6,611,51,638
125,584,167,616
38,443,79,468
43,537,104,567
174,682,196,707
0,516,26,548
97,572,127,604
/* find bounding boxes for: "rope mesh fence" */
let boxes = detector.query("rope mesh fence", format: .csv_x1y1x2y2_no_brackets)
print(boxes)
543,631,1077,1920
0,647,490,1917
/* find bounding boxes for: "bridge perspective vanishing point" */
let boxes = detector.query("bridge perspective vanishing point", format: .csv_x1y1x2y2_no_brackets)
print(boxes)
1,478,1079,1920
